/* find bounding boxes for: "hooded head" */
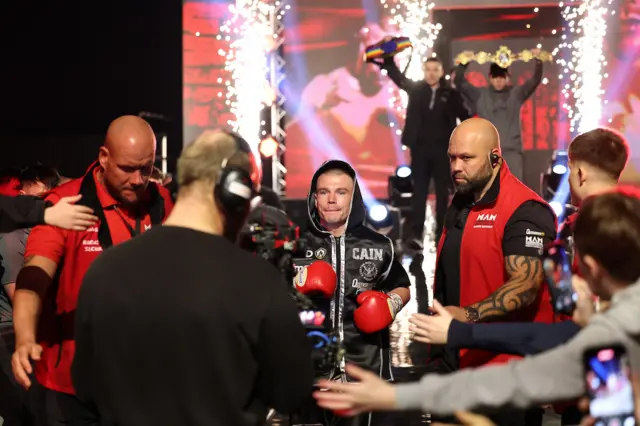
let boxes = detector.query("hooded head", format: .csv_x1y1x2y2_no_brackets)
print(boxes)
307,160,366,237
489,63,510,91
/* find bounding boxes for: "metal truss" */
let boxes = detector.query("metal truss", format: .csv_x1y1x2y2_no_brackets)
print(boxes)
267,0,287,196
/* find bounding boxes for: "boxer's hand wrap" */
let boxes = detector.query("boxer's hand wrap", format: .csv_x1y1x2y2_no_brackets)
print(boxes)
388,292,404,317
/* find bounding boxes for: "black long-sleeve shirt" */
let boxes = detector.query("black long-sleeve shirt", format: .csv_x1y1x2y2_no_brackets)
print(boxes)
0,195,46,233
73,226,314,426
447,320,581,356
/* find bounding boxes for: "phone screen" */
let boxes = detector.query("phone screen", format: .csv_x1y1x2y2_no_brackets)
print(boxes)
543,243,577,315
584,346,636,426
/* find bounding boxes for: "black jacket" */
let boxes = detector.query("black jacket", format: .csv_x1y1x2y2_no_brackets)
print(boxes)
297,160,410,381
383,58,470,152
0,195,47,233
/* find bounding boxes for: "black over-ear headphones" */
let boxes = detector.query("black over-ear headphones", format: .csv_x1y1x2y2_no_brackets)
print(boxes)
490,152,500,168
214,132,256,215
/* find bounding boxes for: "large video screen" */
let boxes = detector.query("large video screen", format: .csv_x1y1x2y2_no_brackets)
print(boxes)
607,0,640,180
183,1,232,146
183,1,640,199
283,0,407,200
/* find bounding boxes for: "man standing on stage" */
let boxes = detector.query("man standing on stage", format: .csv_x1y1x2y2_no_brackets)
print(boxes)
454,52,543,180
293,159,410,426
11,115,173,426
431,117,555,425
380,55,470,248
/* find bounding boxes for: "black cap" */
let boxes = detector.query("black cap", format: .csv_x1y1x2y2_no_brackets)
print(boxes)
489,63,509,77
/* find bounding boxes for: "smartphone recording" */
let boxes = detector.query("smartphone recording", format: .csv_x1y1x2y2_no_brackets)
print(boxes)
543,241,577,316
584,345,636,426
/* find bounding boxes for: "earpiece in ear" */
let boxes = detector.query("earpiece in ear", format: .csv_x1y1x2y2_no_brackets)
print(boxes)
490,153,500,168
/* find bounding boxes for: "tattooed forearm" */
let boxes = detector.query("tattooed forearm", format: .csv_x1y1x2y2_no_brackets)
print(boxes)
468,255,544,321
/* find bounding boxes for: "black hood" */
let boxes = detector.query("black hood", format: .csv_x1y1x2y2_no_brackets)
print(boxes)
307,160,366,234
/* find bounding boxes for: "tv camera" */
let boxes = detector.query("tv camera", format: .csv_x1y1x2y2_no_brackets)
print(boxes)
240,204,343,375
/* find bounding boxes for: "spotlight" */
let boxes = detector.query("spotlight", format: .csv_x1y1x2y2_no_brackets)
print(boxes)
365,203,402,242
259,136,278,158
551,150,568,173
552,164,568,175
369,204,389,223
549,201,564,218
388,165,413,210
541,150,569,201
396,165,411,179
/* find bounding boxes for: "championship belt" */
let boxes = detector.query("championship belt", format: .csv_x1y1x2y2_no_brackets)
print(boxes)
455,45,553,68
364,36,412,62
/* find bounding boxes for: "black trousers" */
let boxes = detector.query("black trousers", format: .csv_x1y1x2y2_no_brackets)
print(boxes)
410,152,450,240
1,326,33,426
30,381,99,426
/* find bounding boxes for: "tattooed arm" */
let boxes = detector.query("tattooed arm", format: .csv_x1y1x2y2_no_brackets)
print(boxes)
463,201,556,322
464,255,544,321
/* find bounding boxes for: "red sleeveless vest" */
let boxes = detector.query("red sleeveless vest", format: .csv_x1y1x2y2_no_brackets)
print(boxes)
434,162,557,368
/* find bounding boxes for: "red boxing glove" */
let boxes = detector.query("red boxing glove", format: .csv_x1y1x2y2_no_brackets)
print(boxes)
354,291,401,334
294,261,337,299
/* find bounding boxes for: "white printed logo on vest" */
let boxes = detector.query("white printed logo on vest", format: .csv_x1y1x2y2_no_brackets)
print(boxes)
82,239,102,253
526,228,545,237
359,261,378,281
315,248,326,259
525,235,545,250
352,248,383,261
351,278,374,293
82,227,103,253
473,213,497,229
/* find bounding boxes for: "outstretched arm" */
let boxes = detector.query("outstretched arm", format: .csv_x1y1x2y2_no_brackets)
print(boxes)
514,59,543,102
381,57,415,93
395,316,627,415
453,64,481,105
447,320,581,356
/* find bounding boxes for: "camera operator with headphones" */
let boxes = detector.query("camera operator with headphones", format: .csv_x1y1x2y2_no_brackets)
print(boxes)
425,118,557,426
72,130,314,426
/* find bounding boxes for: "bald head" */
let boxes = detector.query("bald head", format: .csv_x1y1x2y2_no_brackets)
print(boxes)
177,130,256,196
104,115,156,154
450,117,500,154
98,115,157,206
449,118,501,196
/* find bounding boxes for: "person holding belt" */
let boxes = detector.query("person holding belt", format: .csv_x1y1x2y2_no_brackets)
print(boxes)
454,52,543,181
11,115,174,426
379,53,470,248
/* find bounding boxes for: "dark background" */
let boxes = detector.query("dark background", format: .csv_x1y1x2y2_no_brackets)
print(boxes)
0,0,184,176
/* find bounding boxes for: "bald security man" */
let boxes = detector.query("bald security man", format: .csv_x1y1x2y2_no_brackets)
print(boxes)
11,115,174,426
423,118,556,426
72,130,313,426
